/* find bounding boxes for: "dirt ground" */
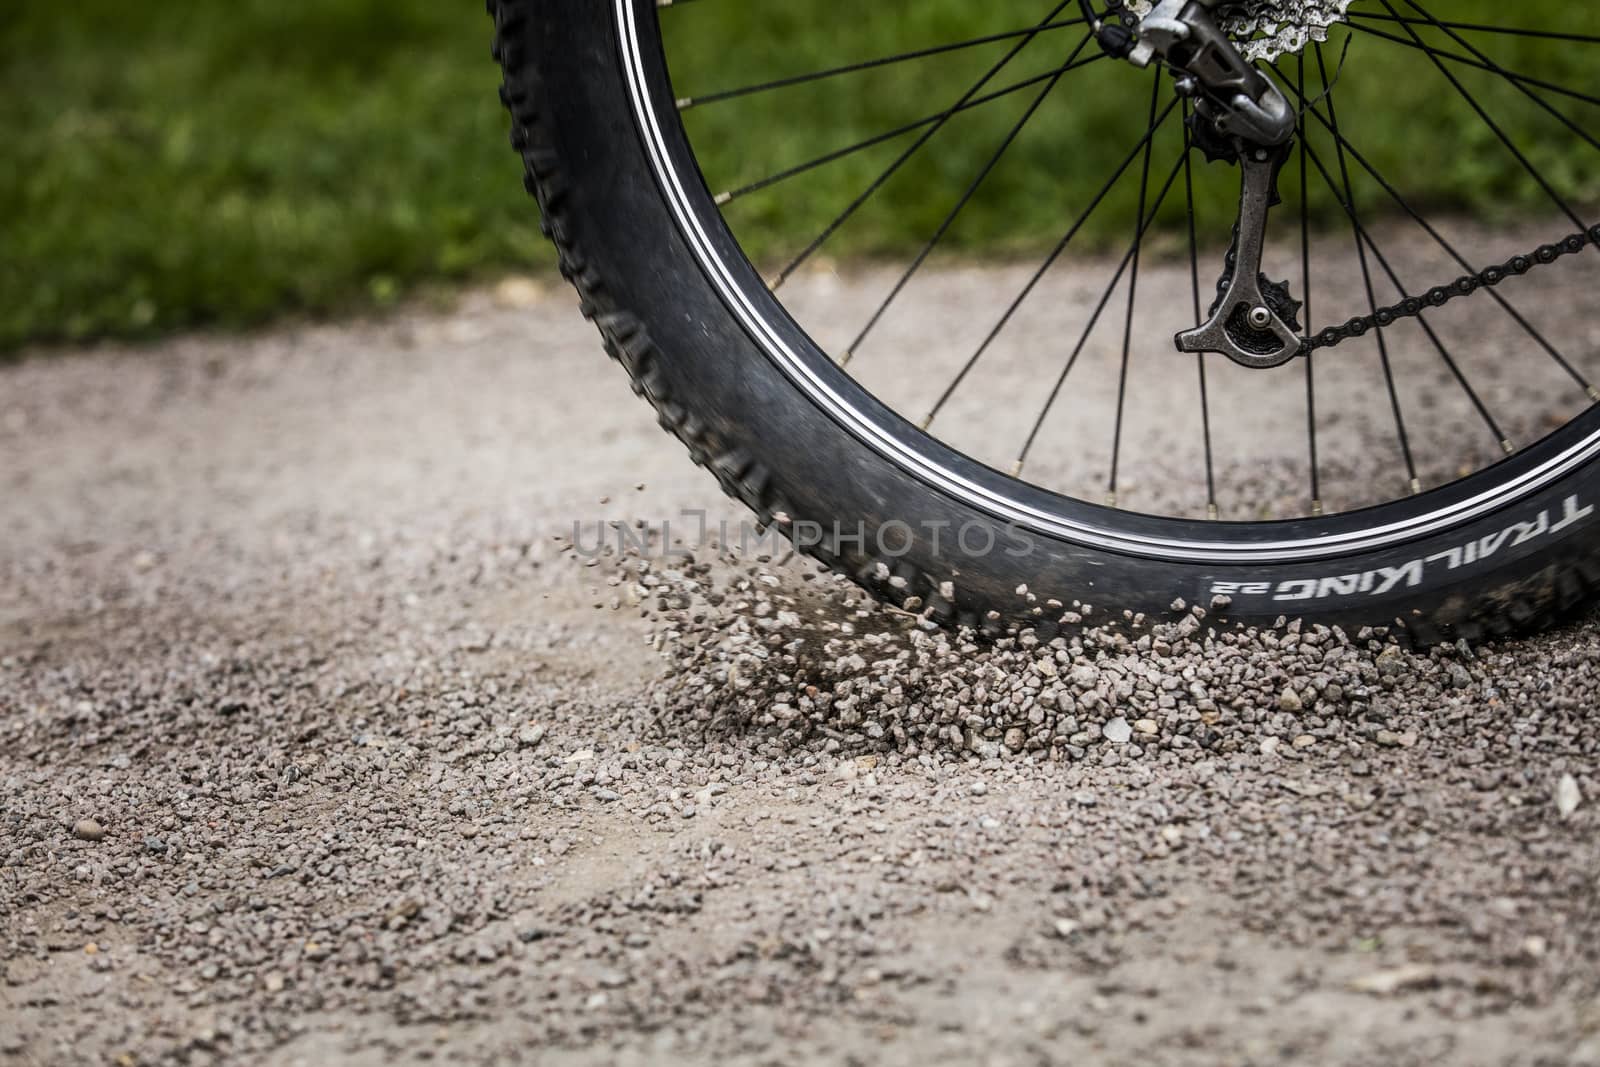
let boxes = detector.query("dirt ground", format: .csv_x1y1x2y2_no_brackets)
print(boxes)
3,269,1599,1066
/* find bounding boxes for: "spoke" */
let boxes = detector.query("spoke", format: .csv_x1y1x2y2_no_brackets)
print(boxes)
842,34,1094,364
1302,137,1512,454
677,17,1085,108
716,58,1100,205
1314,45,1419,494
1268,60,1597,396
667,3,1600,515
773,2,1080,288
925,97,1180,427
1107,70,1164,508
1182,100,1218,519
1298,55,1321,515
1374,0,1596,239
1014,150,1189,475
1397,0,1600,160
1346,22,1600,112
1347,11,1600,47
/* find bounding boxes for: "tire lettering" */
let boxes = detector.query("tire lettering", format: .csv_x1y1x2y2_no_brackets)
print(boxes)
1219,494,1591,605
1552,495,1595,533
1274,579,1318,602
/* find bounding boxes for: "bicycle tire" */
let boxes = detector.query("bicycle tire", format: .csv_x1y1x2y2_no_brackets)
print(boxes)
489,0,1600,642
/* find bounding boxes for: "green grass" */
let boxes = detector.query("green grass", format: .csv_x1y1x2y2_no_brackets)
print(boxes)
3,1,1598,351
1,0,542,350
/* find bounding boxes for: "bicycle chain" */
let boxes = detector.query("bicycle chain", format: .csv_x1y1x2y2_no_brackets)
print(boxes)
1089,0,1600,359
1301,225,1600,354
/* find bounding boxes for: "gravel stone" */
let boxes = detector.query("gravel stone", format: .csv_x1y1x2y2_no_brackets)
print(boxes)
1557,774,1583,819
1349,964,1439,996
5,279,1599,1065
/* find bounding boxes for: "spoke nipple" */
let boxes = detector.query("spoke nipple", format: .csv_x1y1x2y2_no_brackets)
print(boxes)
765,275,783,292
675,97,693,110
1588,385,1600,403
1501,439,1516,456
1409,477,1423,496
713,191,731,206
836,349,853,368
1207,503,1220,521
918,413,933,431
1010,459,1025,478
1105,491,1118,508
1311,500,1324,517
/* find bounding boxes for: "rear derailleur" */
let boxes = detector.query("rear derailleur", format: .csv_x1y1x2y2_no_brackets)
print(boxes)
1091,0,1305,368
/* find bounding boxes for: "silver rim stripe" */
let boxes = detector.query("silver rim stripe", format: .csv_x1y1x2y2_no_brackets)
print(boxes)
617,0,1600,564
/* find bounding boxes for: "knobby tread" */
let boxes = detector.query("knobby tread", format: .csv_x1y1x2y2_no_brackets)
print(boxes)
486,0,984,631
487,0,1600,645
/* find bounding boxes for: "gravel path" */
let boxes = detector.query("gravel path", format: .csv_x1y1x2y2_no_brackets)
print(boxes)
3,276,1599,1066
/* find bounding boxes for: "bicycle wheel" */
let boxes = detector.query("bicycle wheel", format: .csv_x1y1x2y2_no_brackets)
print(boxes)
490,0,1600,641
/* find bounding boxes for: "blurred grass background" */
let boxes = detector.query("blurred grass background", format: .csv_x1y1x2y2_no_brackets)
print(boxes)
2,0,537,352
2,0,1596,352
